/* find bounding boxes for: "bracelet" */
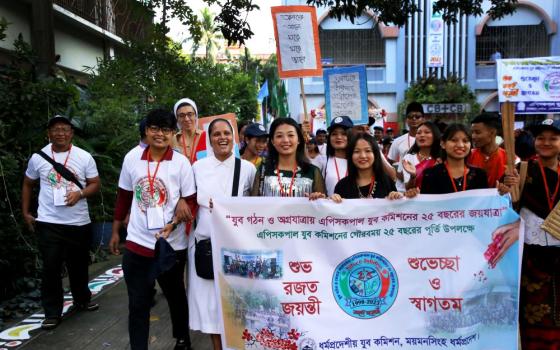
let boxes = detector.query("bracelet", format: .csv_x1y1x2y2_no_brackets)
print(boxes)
166,220,178,231
79,190,84,198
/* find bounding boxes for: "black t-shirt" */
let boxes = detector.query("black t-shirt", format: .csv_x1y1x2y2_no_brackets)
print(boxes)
421,163,488,194
521,160,560,219
334,175,396,199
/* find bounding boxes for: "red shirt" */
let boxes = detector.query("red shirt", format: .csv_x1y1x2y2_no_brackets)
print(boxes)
468,148,508,187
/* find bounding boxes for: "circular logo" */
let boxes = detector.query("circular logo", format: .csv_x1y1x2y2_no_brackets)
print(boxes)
332,252,398,319
334,117,343,124
543,72,560,98
299,338,316,350
543,118,554,126
134,176,168,212
259,124,266,131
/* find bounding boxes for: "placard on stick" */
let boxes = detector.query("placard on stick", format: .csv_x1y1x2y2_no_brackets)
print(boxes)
271,6,322,79
323,65,369,126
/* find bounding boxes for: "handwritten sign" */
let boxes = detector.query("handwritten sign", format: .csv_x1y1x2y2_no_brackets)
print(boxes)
271,6,322,78
212,190,521,350
324,65,368,125
496,56,560,114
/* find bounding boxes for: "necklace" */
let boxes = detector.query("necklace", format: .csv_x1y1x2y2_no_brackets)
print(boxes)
357,176,376,198
277,165,298,197
444,161,468,192
417,152,431,162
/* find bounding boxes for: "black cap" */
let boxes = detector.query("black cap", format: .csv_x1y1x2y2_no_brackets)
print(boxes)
529,119,560,136
328,116,354,131
373,126,384,131
386,127,393,132
245,123,268,137
406,102,424,116
382,136,393,145
47,115,73,129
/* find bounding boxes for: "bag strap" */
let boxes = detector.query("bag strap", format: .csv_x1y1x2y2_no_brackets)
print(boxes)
36,150,84,190
231,157,241,197
518,160,528,197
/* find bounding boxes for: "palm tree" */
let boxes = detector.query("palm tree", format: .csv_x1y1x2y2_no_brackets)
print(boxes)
199,8,223,62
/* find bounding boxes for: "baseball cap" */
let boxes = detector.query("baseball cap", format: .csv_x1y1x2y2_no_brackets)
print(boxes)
245,123,268,137
47,115,73,129
529,119,560,136
328,116,354,132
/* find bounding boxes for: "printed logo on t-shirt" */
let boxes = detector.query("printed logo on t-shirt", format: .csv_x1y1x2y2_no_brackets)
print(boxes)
134,176,168,212
47,166,79,191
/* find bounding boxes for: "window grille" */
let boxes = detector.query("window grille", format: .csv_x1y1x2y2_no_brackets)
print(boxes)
319,28,385,65
476,22,550,61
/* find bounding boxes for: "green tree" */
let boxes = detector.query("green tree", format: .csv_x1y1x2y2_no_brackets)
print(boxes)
306,0,518,26
196,8,224,62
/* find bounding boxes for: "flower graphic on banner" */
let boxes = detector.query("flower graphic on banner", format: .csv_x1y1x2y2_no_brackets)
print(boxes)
242,327,302,350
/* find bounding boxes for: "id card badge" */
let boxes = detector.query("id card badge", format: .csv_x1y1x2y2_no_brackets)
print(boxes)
146,206,165,230
53,186,67,207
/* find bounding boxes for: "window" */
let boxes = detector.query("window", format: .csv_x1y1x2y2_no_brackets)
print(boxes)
476,22,550,61
319,28,385,65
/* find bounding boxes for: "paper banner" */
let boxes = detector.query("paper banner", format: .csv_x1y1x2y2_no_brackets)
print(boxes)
496,56,560,114
211,190,522,350
324,65,369,126
271,6,322,78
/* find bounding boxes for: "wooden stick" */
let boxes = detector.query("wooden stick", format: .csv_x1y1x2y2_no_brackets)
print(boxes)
300,77,310,141
501,101,519,202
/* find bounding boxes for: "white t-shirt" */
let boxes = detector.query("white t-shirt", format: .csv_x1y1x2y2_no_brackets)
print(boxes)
118,147,195,251
25,144,98,226
323,157,347,196
309,154,327,175
318,143,327,156
388,134,415,191
388,133,415,163
192,154,256,242
397,153,421,187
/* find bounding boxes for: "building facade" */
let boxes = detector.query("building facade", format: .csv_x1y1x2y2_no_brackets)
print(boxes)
283,0,560,131
0,0,151,81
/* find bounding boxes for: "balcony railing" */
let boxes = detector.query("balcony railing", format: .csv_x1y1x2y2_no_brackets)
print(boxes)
53,0,151,41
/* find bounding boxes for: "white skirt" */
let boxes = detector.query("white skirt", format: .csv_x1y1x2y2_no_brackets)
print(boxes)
520,207,560,246
188,233,221,334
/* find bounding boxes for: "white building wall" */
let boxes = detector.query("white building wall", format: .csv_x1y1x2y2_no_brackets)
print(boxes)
54,29,104,73
385,39,397,84
0,4,31,51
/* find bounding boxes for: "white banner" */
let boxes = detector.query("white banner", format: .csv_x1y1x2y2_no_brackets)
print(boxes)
211,190,521,350
427,1,444,68
496,56,560,113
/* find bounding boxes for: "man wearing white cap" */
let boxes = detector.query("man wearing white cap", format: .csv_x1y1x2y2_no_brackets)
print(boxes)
172,98,207,164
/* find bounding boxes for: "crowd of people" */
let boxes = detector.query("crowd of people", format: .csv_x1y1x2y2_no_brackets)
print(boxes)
21,97,560,350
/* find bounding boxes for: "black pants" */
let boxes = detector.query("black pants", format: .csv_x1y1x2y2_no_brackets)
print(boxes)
122,248,189,350
37,221,92,319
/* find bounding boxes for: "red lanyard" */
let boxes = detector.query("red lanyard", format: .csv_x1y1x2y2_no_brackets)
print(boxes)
334,157,347,181
365,175,375,198
277,165,298,197
181,132,199,163
444,162,467,192
51,144,72,182
538,158,560,210
147,148,165,198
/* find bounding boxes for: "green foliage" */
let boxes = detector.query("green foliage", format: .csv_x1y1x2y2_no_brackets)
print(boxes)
0,35,79,301
398,75,480,123
0,31,258,304
0,17,8,42
138,0,259,45
306,0,518,26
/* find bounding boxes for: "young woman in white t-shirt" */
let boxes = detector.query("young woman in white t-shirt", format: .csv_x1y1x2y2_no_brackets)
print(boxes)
324,116,354,196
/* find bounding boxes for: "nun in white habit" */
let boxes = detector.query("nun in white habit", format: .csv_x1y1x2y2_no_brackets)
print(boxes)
189,118,256,350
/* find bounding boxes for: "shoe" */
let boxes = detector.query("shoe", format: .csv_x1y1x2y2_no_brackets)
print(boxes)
174,338,191,350
75,302,99,311
41,317,60,330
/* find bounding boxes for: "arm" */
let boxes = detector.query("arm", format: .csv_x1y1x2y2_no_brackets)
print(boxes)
110,188,133,255
65,176,101,206
22,176,38,232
